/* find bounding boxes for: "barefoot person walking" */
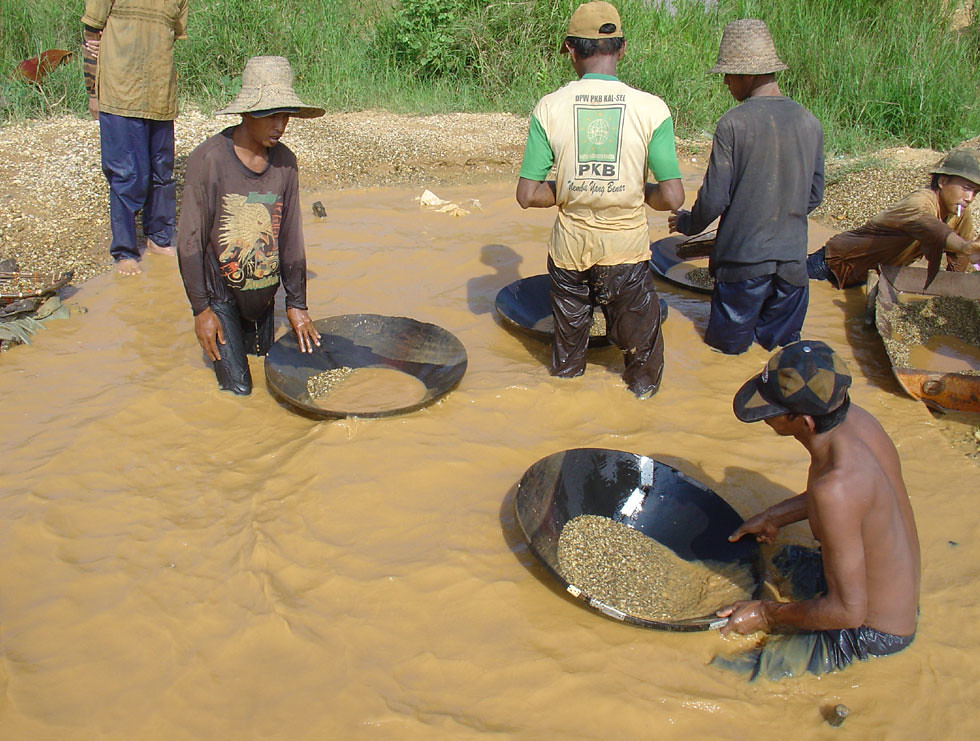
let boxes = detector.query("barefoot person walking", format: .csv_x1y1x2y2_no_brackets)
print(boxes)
177,57,324,395
81,1,188,275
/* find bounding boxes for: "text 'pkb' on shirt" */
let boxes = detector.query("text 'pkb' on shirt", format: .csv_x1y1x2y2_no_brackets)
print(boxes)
520,74,681,271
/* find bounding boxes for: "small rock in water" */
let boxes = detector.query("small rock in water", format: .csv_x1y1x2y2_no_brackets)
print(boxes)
825,703,849,728
312,201,327,219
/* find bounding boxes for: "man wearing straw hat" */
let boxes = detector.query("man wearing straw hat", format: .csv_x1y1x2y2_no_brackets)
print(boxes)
669,19,824,355
516,1,684,398
177,56,324,396
716,340,919,680
807,147,980,288
81,1,189,276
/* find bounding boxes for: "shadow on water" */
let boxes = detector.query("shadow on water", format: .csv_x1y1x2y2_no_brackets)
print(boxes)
467,243,523,315
835,284,906,398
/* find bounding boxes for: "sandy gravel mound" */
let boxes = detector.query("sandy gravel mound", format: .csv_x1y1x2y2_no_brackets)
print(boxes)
0,108,976,284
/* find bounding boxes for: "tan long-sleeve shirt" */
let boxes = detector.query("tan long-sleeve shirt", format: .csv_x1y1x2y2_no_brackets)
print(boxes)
824,189,972,288
82,0,188,120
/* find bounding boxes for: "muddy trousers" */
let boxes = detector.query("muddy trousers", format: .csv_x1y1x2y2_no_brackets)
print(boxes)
208,300,275,396
99,112,176,263
706,274,808,355
548,257,665,397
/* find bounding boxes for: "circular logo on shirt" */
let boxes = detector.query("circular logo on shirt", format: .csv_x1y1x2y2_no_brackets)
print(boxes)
587,118,610,146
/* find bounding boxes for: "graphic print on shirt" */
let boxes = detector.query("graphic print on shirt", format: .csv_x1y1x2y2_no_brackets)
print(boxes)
575,105,624,180
218,192,282,291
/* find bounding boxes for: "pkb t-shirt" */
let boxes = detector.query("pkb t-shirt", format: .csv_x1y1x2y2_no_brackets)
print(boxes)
520,74,681,270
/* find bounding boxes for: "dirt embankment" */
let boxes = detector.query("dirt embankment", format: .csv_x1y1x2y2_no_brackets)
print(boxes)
0,108,977,283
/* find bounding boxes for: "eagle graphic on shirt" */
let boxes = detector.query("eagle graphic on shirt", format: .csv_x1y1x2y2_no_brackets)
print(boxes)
217,193,281,290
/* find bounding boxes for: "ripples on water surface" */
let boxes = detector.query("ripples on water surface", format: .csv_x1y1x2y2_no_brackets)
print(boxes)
1,181,978,738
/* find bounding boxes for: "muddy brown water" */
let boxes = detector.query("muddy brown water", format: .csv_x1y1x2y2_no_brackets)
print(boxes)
1,171,979,737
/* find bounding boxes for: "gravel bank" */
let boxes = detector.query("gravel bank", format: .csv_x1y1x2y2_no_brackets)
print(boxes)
0,108,529,283
0,109,976,284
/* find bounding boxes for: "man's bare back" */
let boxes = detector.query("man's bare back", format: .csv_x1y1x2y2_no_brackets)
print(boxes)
800,403,919,636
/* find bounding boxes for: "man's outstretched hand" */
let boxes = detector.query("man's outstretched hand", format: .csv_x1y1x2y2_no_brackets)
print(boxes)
729,512,779,544
287,307,321,353
717,600,770,635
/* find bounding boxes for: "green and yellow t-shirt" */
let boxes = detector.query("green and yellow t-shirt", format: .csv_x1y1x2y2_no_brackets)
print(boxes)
519,74,680,270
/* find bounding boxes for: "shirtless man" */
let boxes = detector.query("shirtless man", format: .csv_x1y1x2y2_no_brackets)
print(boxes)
715,340,920,680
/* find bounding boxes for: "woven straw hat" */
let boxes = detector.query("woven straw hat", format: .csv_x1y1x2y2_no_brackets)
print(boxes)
216,56,324,119
708,19,787,75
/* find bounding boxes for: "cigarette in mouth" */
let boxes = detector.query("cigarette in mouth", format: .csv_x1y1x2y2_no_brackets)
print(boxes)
957,204,963,218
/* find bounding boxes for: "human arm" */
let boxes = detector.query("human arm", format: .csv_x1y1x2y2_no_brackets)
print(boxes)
673,119,734,236
81,27,101,118
644,116,684,211
516,178,557,209
176,150,222,357
720,483,870,635
279,157,321,354
728,492,809,545
175,0,189,40
807,131,825,214
645,180,684,211
516,111,556,209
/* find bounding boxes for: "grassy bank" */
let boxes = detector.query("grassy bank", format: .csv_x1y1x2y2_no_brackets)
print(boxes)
1,0,978,154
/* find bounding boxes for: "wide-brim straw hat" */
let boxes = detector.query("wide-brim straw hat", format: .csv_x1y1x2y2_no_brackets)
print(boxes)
708,19,788,75
931,148,980,187
216,56,325,119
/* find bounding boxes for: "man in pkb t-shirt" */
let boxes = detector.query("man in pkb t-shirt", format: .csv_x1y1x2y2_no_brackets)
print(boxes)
516,1,683,398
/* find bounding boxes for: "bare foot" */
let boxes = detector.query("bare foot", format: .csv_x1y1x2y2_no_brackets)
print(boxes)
116,258,142,275
146,238,176,256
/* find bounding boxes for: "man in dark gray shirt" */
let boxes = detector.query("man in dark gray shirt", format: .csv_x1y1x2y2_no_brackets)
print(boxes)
669,19,824,355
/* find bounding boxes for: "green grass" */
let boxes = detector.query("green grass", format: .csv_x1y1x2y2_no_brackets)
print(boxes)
1,0,978,155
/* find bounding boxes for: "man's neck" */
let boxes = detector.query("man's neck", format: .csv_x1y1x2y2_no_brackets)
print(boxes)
746,77,782,98
232,124,269,172
577,58,618,78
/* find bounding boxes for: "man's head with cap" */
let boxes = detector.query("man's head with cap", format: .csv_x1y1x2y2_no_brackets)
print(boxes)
733,340,852,427
562,1,626,61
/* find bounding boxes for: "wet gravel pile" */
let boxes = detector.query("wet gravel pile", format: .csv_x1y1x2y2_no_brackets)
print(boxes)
0,108,528,284
879,295,980,373
557,514,754,622
306,366,354,399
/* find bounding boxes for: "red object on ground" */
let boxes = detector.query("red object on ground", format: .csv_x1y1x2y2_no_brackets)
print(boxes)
16,49,74,84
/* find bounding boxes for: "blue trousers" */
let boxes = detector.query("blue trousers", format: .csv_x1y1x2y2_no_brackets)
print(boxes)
99,112,176,263
705,274,808,355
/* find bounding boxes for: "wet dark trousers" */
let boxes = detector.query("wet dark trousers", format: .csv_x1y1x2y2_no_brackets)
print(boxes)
706,274,808,355
209,300,275,395
99,112,176,263
548,257,665,397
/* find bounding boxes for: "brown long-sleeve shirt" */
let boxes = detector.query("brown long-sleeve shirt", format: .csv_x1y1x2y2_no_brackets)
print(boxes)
824,189,973,288
177,128,308,322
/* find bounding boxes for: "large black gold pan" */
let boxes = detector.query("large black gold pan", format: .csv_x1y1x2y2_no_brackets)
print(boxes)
514,448,761,632
494,274,667,348
265,313,467,418
649,232,715,295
